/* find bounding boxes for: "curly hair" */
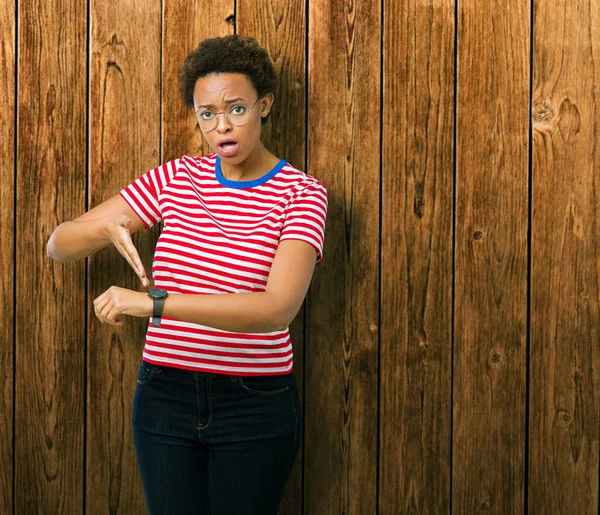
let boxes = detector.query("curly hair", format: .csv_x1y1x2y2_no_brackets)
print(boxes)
179,35,278,125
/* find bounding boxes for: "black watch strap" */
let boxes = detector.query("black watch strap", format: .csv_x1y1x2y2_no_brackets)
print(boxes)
148,289,168,328
151,298,166,327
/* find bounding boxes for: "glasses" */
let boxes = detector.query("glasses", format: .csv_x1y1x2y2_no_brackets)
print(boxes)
194,97,261,132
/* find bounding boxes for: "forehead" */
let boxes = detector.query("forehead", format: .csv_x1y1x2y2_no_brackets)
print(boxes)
193,73,255,105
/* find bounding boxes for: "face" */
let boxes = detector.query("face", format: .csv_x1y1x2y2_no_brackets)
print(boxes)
193,73,274,164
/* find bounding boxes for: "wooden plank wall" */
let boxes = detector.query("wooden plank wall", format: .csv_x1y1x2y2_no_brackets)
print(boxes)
0,0,15,511
529,0,600,512
2,0,598,514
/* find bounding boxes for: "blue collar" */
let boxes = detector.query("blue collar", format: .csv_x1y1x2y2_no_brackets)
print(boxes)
215,156,287,188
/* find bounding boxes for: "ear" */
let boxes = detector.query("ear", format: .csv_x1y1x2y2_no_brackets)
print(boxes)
260,93,275,118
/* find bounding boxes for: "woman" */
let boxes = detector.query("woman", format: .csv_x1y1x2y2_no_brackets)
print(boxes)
47,34,327,514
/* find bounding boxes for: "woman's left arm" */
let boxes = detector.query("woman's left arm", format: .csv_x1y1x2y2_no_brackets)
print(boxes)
93,239,319,332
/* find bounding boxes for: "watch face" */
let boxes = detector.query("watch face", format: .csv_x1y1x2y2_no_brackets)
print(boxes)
149,288,168,300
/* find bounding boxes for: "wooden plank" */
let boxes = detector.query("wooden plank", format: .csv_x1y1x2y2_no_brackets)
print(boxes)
453,0,530,512
529,0,600,512
379,0,455,512
305,0,380,512
162,0,233,163
87,1,161,512
16,0,86,512
0,0,15,512
237,2,307,512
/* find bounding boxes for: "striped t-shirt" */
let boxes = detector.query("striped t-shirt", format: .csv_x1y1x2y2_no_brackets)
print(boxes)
119,153,328,376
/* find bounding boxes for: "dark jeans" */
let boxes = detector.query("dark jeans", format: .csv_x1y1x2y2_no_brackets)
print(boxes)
132,359,302,515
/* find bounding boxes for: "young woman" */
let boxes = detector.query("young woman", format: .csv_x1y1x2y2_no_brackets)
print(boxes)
47,34,327,514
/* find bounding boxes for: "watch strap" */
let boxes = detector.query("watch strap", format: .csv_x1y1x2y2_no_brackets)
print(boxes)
151,298,166,327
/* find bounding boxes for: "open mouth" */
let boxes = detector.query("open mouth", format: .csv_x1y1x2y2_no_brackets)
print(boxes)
218,140,239,156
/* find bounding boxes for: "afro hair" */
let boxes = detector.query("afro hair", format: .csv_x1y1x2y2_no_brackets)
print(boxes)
179,34,278,125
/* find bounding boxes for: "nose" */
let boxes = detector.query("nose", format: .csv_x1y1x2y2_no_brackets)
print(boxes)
215,112,232,132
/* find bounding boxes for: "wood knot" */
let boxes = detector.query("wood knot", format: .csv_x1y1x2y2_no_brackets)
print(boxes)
555,409,571,428
532,98,555,125
488,349,503,367
557,98,581,142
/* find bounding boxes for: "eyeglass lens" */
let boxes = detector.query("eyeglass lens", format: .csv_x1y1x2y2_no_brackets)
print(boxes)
195,100,257,131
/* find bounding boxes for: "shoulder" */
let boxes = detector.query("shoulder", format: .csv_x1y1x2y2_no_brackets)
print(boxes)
175,153,217,170
275,161,328,196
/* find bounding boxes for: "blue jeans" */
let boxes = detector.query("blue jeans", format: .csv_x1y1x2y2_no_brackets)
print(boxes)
132,359,302,515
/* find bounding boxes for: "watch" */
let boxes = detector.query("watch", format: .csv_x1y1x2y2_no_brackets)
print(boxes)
147,288,169,327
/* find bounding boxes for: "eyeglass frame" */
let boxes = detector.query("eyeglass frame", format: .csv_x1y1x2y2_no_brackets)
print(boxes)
193,96,263,132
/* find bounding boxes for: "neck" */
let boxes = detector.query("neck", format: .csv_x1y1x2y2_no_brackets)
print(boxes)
219,142,278,181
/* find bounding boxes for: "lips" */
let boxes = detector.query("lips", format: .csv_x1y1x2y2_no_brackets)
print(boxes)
217,139,239,157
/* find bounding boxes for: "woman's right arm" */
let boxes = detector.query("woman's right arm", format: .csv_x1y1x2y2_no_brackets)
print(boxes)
47,194,150,287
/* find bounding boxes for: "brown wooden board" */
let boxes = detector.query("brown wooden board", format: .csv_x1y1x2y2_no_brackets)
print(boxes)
0,0,15,512
237,1,307,511
529,0,600,512
305,0,381,512
16,0,87,512
380,0,455,512
87,1,161,512
162,0,233,163
453,0,530,512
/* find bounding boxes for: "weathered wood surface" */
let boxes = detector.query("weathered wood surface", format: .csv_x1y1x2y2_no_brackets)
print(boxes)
380,0,455,513
306,0,381,513
6,0,600,512
0,0,15,512
16,0,87,512
529,0,600,513
87,1,161,512
453,0,530,513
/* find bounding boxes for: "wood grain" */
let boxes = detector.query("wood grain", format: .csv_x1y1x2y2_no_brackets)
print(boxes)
16,0,87,512
88,1,161,512
380,0,455,512
306,0,380,512
529,0,600,512
237,2,307,512
453,0,530,512
162,0,233,163
0,0,15,512
8,1,600,512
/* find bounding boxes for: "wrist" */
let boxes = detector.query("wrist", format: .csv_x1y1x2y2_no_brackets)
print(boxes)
142,292,153,317
98,216,113,242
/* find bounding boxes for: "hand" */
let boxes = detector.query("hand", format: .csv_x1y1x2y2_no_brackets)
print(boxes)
93,286,153,326
104,215,151,288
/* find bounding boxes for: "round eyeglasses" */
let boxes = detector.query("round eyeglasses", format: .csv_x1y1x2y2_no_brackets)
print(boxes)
194,97,261,132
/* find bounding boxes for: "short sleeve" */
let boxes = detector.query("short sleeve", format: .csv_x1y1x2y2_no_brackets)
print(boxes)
280,181,328,266
119,159,179,229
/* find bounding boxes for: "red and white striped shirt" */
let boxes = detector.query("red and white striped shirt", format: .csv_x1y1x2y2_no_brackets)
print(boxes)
120,153,328,376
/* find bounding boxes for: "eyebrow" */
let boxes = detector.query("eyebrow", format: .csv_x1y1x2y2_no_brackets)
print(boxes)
197,98,245,109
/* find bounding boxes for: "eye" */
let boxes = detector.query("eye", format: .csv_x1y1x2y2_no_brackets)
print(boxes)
199,111,214,120
230,105,248,115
